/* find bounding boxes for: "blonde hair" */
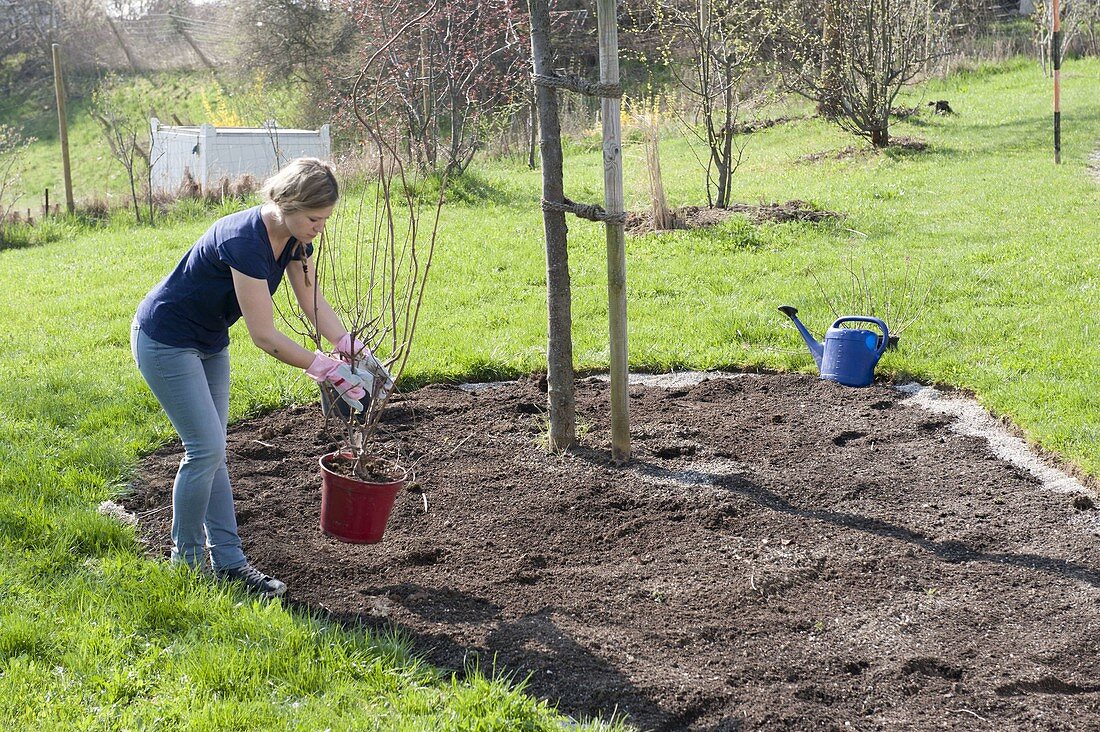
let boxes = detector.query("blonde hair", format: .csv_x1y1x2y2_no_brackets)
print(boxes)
261,157,339,214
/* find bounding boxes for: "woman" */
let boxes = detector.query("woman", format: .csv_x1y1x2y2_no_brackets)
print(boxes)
132,157,371,598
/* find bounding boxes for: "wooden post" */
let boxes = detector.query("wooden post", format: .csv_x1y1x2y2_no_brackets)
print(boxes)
198,123,215,193
44,189,49,218
105,15,139,72
596,0,631,464
528,0,577,451
1052,0,1062,164
176,21,216,71
51,44,74,214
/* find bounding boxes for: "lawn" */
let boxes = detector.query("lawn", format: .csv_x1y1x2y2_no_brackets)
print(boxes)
0,56,1097,728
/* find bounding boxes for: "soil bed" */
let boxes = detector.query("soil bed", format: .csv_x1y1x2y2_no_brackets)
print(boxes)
126,373,1100,731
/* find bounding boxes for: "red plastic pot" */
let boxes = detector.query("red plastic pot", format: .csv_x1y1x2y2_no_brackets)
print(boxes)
319,451,406,544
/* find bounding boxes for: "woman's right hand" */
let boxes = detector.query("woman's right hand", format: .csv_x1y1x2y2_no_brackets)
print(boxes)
335,333,395,397
305,353,367,411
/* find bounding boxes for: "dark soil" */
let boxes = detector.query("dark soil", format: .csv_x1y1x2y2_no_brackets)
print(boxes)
322,451,404,483
626,202,839,235
799,146,869,164
125,373,1100,731
800,137,928,164
732,115,809,134
887,136,930,151
890,105,923,120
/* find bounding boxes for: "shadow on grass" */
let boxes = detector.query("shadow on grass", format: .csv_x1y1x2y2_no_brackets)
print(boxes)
288,588,677,730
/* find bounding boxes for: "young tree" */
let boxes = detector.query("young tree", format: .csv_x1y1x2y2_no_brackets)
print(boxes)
642,0,778,208
0,125,35,237
782,0,950,148
282,11,446,478
90,77,154,224
528,0,576,451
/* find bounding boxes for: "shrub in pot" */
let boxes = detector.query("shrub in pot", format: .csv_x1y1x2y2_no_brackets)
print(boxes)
284,32,446,542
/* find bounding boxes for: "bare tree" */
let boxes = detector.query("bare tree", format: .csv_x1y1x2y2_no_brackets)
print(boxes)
278,6,446,479
340,0,528,176
231,0,358,87
90,77,152,224
0,125,35,236
783,0,950,148
1032,0,1100,72
0,0,104,74
642,0,777,208
528,0,576,450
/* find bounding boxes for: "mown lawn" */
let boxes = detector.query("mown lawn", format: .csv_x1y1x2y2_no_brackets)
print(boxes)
0,56,1097,728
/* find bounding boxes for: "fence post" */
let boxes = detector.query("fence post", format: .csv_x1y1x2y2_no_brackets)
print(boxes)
105,15,139,72
1052,0,1062,164
174,17,216,70
51,44,75,214
320,124,332,161
199,123,215,193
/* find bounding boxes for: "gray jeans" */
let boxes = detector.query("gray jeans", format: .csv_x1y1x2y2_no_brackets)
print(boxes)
131,323,247,571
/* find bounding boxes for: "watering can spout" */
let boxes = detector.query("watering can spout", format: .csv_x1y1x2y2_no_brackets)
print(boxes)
777,305,824,368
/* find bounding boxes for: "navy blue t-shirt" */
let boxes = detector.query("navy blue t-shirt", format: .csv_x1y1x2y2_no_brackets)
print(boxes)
135,206,313,352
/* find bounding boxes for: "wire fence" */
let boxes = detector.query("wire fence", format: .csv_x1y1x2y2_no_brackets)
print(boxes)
66,10,237,72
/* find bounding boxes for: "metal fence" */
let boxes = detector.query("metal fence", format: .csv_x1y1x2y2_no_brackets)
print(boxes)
65,10,236,72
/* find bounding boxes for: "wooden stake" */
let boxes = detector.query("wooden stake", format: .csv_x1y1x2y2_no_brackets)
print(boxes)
1052,0,1062,164
596,0,631,464
51,44,74,214
105,15,139,72
177,22,215,70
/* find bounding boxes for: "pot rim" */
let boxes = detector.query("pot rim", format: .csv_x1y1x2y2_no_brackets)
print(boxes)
319,450,408,486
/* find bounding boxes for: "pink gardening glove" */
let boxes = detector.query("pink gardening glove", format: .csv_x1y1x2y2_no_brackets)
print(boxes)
335,333,395,397
305,352,367,412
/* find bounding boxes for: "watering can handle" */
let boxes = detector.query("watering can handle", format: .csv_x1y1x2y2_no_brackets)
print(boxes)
831,316,890,356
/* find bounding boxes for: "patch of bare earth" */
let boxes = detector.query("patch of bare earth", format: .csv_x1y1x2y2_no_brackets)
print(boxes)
799,145,869,163
733,115,809,134
801,137,928,163
626,201,839,235
125,373,1100,731
887,136,929,151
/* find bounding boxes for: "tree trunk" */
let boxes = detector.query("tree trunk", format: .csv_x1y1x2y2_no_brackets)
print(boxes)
528,0,576,451
717,62,735,208
871,126,889,147
819,0,843,117
527,91,538,170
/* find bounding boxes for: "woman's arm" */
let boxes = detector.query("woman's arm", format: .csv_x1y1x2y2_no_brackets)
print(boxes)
231,268,316,369
285,255,349,347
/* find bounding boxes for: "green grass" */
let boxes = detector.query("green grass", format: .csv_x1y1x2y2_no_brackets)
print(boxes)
0,56,1098,728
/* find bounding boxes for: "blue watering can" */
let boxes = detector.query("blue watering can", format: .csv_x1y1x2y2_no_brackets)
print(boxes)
778,305,889,387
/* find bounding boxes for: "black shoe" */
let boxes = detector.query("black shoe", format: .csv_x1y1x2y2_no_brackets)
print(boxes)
214,564,287,598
